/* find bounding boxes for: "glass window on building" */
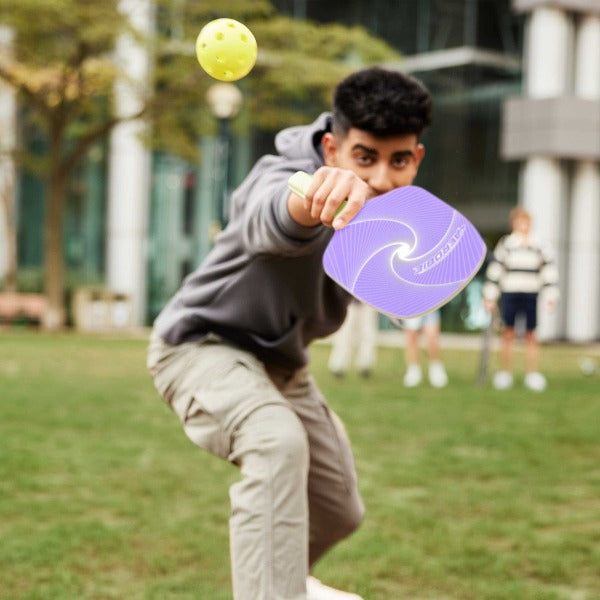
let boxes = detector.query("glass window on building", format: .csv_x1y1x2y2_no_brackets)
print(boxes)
17,118,107,297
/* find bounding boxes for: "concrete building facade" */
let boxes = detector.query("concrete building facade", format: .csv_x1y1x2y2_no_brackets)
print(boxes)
501,0,600,341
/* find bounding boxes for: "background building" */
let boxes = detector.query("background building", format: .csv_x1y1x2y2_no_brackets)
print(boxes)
501,0,600,342
3,0,600,340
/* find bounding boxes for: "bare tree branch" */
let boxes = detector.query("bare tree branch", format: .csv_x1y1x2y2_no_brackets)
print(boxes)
0,63,52,118
0,163,17,292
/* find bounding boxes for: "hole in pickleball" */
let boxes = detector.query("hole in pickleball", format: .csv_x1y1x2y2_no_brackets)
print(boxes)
216,32,224,40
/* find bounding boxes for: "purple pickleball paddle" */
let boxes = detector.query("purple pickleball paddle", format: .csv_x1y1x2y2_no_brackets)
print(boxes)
288,172,486,318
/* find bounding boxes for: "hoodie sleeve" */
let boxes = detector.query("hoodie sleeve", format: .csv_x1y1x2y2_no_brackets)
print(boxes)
225,112,332,257
230,156,331,257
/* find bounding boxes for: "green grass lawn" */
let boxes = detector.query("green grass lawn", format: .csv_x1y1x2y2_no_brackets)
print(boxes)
1,330,599,600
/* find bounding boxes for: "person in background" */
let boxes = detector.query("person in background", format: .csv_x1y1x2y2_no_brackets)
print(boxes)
483,206,559,392
396,310,448,388
328,300,378,378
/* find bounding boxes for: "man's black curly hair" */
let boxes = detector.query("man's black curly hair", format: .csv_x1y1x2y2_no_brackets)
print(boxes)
332,67,432,138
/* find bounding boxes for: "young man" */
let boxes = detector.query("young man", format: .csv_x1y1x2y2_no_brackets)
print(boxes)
483,207,559,391
147,67,431,600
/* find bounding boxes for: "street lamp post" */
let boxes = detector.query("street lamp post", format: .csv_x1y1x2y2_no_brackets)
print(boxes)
206,83,243,227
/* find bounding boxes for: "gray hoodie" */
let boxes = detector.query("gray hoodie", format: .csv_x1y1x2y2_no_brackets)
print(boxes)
153,113,351,368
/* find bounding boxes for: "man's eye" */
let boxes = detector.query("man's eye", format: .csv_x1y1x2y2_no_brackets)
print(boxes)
393,158,409,168
356,155,374,165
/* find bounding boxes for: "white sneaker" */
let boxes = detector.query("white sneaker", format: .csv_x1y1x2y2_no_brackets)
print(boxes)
524,371,547,392
307,576,363,600
493,371,514,390
403,364,422,387
428,361,448,388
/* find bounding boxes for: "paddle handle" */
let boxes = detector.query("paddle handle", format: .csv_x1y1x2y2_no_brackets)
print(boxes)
288,171,348,219
287,171,312,199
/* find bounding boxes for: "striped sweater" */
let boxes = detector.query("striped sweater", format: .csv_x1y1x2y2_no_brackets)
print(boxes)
483,232,559,302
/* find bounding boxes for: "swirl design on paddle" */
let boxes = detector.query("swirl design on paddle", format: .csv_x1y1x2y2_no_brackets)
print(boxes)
322,186,486,318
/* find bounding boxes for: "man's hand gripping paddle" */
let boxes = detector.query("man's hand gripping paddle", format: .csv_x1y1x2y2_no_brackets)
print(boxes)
288,171,486,319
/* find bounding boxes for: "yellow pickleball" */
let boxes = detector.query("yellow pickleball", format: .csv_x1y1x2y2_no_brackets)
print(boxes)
196,18,257,82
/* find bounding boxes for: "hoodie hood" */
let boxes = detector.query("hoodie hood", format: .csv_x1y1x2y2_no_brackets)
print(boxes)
275,112,332,163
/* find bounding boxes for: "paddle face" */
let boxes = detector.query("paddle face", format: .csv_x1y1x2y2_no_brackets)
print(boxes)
288,172,486,318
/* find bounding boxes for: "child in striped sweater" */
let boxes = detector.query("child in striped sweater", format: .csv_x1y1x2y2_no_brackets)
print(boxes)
483,207,559,391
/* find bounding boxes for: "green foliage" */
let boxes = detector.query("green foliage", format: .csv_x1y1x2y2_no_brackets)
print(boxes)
2,0,125,59
149,4,401,157
227,15,399,130
0,0,401,171
0,0,127,176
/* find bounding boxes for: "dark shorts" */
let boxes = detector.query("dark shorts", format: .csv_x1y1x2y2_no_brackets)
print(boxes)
501,292,538,330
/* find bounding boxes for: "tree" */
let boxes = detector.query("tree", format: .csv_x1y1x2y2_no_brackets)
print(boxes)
0,160,17,293
0,0,399,329
0,29,17,293
0,0,135,327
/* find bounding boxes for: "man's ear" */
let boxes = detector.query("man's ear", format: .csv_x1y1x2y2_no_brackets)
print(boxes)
321,132,338,167
414,143,425,170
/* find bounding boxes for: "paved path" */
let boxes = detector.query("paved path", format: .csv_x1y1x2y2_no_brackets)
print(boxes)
319,330,600,355
88,326,600,356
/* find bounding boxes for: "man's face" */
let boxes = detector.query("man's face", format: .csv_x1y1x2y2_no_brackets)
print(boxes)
322,127,425,194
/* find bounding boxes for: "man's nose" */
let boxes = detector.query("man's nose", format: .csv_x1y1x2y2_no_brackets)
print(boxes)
368,167,394,194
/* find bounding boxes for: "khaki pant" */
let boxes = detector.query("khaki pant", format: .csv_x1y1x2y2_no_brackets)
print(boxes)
147,334,364,600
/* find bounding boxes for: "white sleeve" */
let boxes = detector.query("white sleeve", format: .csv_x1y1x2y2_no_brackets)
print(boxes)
482,239,507,301
539,243,560,302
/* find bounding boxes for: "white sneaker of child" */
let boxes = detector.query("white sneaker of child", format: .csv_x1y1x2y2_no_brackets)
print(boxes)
428,361,448,388
403,364,422,387
524,371,547,392
493,370,514,390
